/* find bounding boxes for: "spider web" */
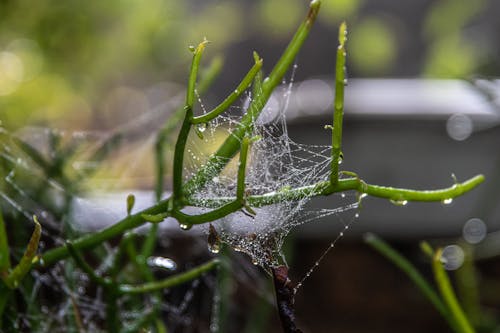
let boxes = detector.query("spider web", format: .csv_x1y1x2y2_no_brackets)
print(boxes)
184,64,361,277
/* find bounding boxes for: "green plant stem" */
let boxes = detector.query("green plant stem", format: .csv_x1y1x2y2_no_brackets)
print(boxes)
330,22,347,186
237,137,250,201
188,174,485,208
40,198,171,266
0,207,10,272
118,259,219,295
192,54,263,124
0,283,11,325
364,233,452,323
4,216,41,289
40,174,484,266
172,200,242,226
66,241,110,287
109,232,134,279
433,248,475,333
141,224,158,258
183,0,321,197
456,243,481,327
155,56,223,202
172,40,208,203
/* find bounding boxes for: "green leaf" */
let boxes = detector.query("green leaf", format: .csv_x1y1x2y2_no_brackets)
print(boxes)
0,207,11,273
5,216,41,289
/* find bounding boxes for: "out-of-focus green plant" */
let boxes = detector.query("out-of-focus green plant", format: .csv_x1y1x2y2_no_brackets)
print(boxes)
365,234,500,333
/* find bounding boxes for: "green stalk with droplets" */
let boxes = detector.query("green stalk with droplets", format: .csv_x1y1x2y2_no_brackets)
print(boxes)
330,21,347,186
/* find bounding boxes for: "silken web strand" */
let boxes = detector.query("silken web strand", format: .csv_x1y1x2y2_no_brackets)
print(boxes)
185,64,360,277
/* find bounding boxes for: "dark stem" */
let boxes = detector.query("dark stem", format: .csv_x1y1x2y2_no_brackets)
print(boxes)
272,266,302,333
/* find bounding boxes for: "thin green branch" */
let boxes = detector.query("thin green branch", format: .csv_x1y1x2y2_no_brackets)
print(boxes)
66,241,110,287
4,216,41,289
40,172,484,267
118,259,219,295
237,137,250,201
187,174,485,208
330,22,347,186
187,39,209,109
40,198,172,266
183,0,321,197
172,200,242,226
0,207,10,272
155,56,223,201
192,53,263,124
433,248,476,333
172,39,209,203
109,232,134,279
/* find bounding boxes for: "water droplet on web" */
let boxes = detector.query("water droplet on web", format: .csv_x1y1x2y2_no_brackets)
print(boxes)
147,256,177,270
390,199,408,206
442,198,453,205
208,242,220,254
341,193,346,198
441,245,465,270
463,218,487,244
179,224,192,230
446,113,473,141
197,123,207,133
212,176,219,183
354,213,359,218
251,258,259,266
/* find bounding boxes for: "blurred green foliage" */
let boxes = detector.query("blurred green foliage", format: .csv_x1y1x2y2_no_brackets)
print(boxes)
0,0,243,129
0,0,495,129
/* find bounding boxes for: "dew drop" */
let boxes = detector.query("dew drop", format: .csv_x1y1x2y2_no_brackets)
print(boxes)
180,223,192,230
463,218,487,244
147,256,177,270
441,245,465,270
390,199,408,206
208,242,220,254
354,213,360,218
212,176,219,183
251,258,259,266
341,193,346,198
442,198,453,205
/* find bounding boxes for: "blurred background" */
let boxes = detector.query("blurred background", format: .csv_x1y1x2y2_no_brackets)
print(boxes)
1,0,500,332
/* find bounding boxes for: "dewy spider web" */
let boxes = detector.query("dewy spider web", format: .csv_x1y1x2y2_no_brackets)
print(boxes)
185,63,361,280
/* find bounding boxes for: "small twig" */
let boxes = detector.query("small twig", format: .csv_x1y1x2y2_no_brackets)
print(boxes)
118,259,219,295
272,266,302,333
433,248,476,333
192,53,263,124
